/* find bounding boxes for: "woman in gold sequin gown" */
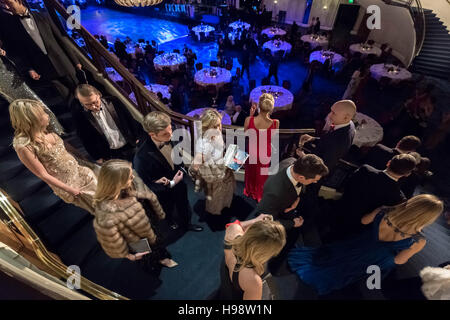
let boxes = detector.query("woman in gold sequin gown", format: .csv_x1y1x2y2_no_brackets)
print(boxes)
9,99,97,214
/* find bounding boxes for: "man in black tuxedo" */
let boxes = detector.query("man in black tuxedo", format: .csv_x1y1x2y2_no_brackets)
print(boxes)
267,53,280,85
329,153,417,240
364,135,421,170
255,154,329,230
231,105,248,126
299,100,357,171
71,84,143,162
133,111,203,232
255,154,329,274
0,0,82,102
313,17,321,34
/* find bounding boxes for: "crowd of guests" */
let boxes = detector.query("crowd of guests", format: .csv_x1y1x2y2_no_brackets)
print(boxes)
1,0,449,301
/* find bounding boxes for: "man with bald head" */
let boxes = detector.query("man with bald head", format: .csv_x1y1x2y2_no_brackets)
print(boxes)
299,100,356,170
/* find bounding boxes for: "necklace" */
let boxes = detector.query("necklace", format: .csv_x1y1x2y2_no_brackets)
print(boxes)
383,215,415,238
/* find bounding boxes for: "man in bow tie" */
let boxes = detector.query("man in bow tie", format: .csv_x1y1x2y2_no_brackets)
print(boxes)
255,154,329,275
0,0,83,103
298,100,356,171
133,111,203,232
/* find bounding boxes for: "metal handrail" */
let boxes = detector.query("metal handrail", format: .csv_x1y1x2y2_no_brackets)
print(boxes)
0,190,127,300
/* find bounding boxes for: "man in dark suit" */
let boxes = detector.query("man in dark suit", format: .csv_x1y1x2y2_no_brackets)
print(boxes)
133,111,203,232
72,84,143,162
299,100,357,171
231,105,248,126
364,135,421,170
330,153,417,240
240,44,250,79
313,17,321,34
267,53,280,85
0,0,82,102
256,154,329,230
255,154,329,274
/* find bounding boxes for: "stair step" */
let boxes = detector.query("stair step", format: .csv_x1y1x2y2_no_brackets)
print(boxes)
426,20,444,26
421,44,450,51
424,35,450,41
414,59,450,69
423,39,450,46
414,67,449,79
414,64,450,73
416,52,450,62
425,25,448,31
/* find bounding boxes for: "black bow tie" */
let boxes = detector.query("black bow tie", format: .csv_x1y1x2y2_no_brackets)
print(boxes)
19,14,31,19
296,182,302,188
159,141,171,149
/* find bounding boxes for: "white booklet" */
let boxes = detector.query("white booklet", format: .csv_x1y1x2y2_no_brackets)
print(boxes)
223,144,249,172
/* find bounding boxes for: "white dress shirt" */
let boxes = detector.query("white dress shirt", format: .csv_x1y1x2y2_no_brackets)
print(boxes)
286,165,302,195
92,102,127,150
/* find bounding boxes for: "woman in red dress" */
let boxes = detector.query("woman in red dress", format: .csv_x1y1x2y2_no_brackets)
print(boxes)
244,93,279,202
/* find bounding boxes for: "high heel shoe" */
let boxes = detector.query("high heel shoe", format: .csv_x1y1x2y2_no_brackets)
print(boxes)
160,258,178,268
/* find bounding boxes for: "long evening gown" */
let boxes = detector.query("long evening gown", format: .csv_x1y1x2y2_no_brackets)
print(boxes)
13,133,97,215
0,55,64,135
244,117,277,202
288,210,424,295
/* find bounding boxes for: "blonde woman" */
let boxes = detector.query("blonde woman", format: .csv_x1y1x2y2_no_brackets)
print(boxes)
93,160,177,267
190,109,235,215
289,194,443,295
218,215,286,300
10,99,96,214
244,93,279,202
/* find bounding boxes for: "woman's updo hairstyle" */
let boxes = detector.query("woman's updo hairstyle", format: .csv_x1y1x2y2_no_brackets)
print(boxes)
258,93,275,113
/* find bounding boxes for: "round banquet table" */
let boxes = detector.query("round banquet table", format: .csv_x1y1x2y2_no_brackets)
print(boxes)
349,43,382,57
153,53,187,72
105,67,123,82
194,67,232,88
192,25,215,41
352,112,384,148
229,21,251,30
129,84,171,104
301,34,329,49
187,108,231,125
370,64,412,83
249,86,294,112
262,40,292,57
261,27,286,38
309,50,346,72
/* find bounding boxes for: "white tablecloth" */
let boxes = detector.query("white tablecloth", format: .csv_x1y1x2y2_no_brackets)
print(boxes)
105,67,123,82
249,86,294,112
352,112,384,148
192,25,215,41
301,34,329,49
309,51,346,71
228,30,243,44
349,43,382,57
262,40,292,57
261,27,286,38
153,53,187,72
194,67,232,88
187,108,231,125
129,84,171,103
370,64,412,83
229,21,251,30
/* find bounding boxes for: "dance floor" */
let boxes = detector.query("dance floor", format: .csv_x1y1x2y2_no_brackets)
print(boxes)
81,6,189,44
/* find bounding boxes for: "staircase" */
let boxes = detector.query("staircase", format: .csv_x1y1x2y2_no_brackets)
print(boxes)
0,95,162,299
412,9,450,79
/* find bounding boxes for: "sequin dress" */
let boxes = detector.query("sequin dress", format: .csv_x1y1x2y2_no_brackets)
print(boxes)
0,56,64,135
14,134,97,214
